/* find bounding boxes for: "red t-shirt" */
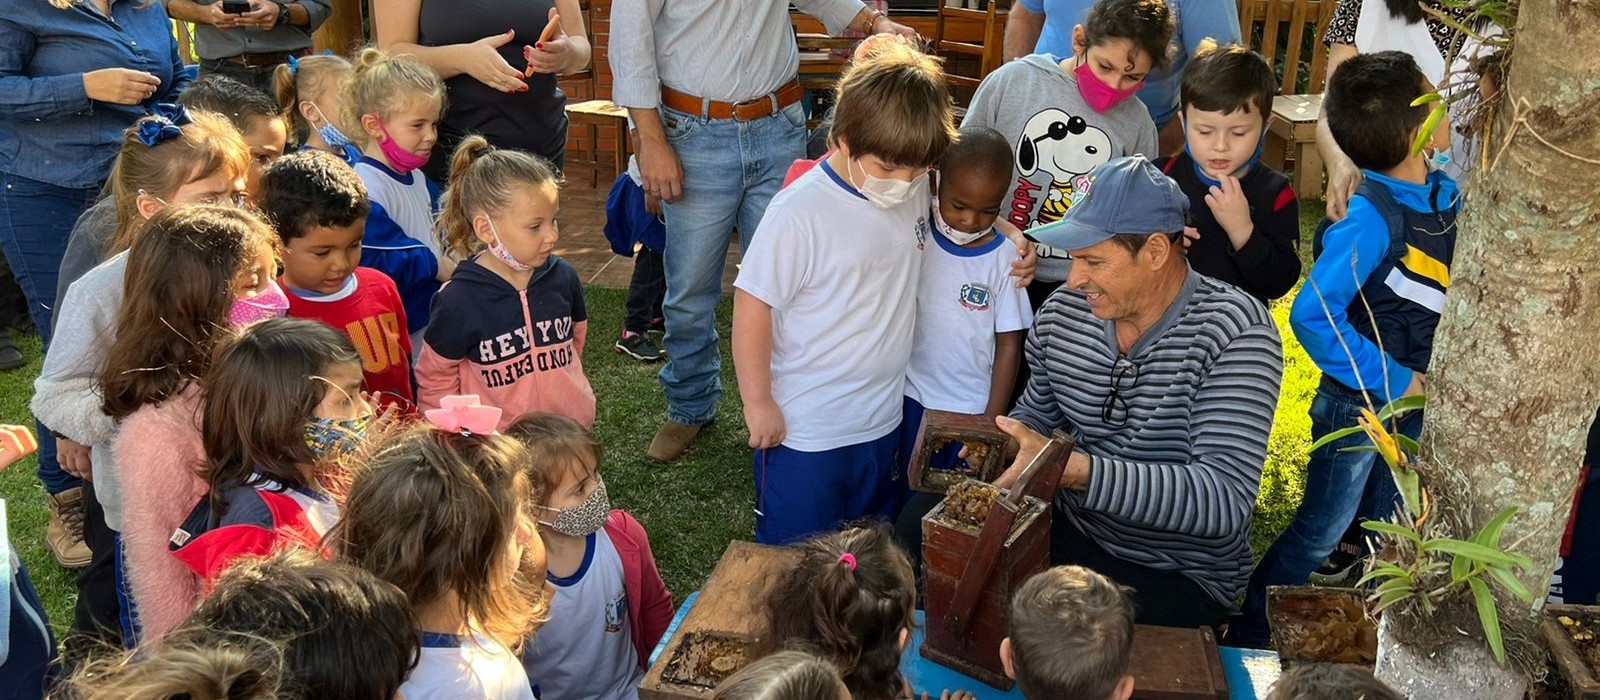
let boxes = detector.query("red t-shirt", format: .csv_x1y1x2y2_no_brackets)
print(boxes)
284,267,415,410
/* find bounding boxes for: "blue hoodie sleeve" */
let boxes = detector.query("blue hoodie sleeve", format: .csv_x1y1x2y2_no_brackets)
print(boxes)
1290,196,1414,401
360,201,440,334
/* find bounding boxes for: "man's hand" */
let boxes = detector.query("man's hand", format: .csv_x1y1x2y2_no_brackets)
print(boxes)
744,398,787,450
990,416,1051,491
995,219,1037,288
57,437,93,481
1205,174,1253,250
195,0,242,27
239,0,281,30
83,68,161,105
870,15,917,39
637,132,684,203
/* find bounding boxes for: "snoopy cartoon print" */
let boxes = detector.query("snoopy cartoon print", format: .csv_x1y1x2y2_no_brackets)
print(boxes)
1014,109,1112,226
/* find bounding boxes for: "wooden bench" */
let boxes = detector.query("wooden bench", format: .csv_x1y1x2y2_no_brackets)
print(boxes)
564,99,630,188
1240,0,1336,196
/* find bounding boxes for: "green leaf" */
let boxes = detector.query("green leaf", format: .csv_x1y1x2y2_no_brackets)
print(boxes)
1355,561,1411,588
1375,576,1416,598
1376,395,1427,422
1411,92,1444,106
1377,586,1415,610
1486,565,1535,604
1393,434,1421,458
1469,577,1507,665
1471,507,1520,549
1338,446,1382,454
1310,426,1369,452
1422,538,1523,568
1410,103,1448,157
1391,468,1423,519
1450,550,1476,584
1361,520,1424,545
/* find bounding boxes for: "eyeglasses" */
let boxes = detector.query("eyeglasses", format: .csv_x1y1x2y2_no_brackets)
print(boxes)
137,189,248,208
1102,357,1139,427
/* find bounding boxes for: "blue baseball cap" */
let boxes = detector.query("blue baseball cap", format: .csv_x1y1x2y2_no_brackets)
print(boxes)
1025,156,1189,251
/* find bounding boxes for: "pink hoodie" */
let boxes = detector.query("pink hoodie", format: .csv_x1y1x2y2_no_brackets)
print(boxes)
115,382,208,642
414,255,594,428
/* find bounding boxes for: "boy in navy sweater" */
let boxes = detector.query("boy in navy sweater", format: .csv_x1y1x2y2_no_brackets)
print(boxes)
1236,51,1458,645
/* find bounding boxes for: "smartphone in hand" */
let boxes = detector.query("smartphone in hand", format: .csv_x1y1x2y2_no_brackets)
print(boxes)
222,0,251,13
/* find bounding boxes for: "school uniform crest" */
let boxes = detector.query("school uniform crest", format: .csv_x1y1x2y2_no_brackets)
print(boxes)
914,214,929,251
959,283,992,311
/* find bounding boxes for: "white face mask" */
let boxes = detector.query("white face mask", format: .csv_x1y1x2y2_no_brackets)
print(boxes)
849,157,926,210
932,198,989,246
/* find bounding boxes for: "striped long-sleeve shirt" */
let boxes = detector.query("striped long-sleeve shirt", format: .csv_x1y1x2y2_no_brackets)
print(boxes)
1012,268,1283,606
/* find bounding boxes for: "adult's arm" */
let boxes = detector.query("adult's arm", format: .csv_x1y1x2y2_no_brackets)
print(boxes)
1289,196,1413,401
370,0,525,93
0,21,95,120
1005,1,1047,61
1079,324,1282,539
1319,42,1362,219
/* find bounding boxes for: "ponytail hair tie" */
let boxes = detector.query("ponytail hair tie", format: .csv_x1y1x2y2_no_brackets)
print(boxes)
837,553,857,571
135,103,191,147
287,54,300,74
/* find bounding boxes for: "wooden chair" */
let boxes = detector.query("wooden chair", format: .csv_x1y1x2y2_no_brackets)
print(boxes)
1240,0,1336,196
934,0,1009,107
173,20,196,65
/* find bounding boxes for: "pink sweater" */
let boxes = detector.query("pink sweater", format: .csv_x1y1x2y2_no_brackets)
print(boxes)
115,383,208,642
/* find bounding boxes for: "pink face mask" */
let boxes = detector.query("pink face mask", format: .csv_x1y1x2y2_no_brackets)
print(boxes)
374,117,431,173
1074,60,1144,114
229,281,290,327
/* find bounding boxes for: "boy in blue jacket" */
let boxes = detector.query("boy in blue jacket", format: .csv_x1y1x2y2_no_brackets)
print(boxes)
1235,51,1458,645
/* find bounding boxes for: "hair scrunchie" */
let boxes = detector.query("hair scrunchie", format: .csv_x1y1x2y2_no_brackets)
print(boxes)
135,102,192,147
837,553,857,571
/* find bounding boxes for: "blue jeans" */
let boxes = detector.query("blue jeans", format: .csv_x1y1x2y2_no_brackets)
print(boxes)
657,101,807,425
0,171,98,495
1236,378,1424,644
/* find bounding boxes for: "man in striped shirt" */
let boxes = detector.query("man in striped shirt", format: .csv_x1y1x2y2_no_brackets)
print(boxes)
997,156,1283,628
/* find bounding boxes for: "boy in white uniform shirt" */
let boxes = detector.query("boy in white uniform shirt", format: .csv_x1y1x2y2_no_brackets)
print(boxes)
732,44,956,546
899,127,1034,471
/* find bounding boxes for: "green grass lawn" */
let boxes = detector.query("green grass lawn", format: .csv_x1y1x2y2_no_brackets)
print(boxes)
0,206,1325,636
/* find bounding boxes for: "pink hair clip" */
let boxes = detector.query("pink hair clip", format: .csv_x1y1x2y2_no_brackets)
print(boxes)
424,395,503,436
837,553,857,571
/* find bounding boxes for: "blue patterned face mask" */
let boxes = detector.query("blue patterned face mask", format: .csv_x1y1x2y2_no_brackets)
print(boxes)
308,102,354,151
303,413,374,459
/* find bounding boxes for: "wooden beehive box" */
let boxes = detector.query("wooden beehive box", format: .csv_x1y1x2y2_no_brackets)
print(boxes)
908,409,1011,493
919,432,1074,689
1127,625,1230,699
640,541,799,700
921,483,1051,689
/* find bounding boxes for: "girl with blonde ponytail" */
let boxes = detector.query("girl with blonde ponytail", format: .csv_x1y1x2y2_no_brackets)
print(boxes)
414,136,594,430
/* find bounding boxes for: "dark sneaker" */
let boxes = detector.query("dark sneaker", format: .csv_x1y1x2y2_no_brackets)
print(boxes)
1309,538,1365,585
615,331,664,362
0,330,23,371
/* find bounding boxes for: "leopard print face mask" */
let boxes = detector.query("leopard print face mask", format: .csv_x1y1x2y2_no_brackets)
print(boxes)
537,479,610,538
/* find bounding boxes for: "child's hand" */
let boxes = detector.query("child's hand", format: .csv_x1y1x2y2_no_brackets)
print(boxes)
744,398,787,450
0,425,40,472
644,191,662,217
1181,225,1200,249
994,219,1037,288
1204,175,1253,249
57,437,93,481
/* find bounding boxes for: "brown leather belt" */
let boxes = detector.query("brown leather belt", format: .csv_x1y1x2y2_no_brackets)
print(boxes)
660,79,804,122
221,51,300,68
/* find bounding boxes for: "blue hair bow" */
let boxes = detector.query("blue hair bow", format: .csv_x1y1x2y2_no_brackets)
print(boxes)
287,54,299,74
136,103,192,148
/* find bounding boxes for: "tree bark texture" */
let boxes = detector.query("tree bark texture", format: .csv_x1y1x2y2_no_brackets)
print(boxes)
1379,0,1600,695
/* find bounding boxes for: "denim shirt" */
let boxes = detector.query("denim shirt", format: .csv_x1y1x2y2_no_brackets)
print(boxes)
0,0,193,189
